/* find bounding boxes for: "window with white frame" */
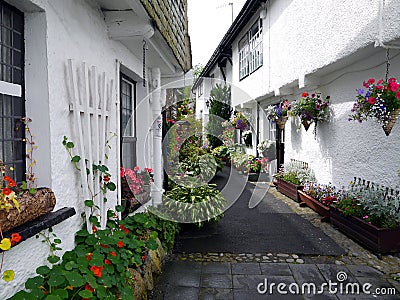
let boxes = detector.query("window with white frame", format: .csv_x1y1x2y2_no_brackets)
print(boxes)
239,18,263,80
0,1,25,183
239,34,249,80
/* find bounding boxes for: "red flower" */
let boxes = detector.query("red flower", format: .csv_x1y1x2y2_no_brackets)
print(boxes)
3,176,11,182
388,82,399,92
367,78,375,84
368,97,377,105
301,92,309,97
142,255,147,262
99,244,109,249
104,259,112,265
90,265,104,278
86,253,93,261
92,226,97,233
119,225,125,230
377,79,383,84
388,77,397,83
10,233,21,245
375,85,384,90
396,92,400,100
134,166,140,172
117,241,124,248
103,175,110,182
124,229,129,235
110,251,117,257
85,283,94,292
2,188,11,196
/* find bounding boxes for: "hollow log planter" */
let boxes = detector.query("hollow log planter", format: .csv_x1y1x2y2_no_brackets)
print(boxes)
276,179,303,202
330,208,400,254
298,190,330,222
0,188,56,232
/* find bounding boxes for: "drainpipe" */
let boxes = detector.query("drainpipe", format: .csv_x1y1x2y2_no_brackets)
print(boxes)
151,67,163,206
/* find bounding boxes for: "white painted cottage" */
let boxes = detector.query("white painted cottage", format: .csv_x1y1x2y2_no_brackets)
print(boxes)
194,0,400,187
0,0,191,297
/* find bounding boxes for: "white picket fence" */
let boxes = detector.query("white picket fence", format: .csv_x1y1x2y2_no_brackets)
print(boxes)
66,59,114,231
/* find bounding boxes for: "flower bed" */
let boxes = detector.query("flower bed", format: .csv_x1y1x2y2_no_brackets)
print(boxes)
298,190,330,222
330,208,400,253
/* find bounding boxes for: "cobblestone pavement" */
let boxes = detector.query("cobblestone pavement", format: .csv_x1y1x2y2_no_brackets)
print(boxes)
151,178,400,299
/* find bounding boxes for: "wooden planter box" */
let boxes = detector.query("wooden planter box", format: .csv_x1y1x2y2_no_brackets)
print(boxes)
276,179,303,202
298,190,330,222
330,208,400,253
0,188,56,232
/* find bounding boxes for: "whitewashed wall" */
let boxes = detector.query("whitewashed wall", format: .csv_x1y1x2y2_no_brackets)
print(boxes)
1,0,152,298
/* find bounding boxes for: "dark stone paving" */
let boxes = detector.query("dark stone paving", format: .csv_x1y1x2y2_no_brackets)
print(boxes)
151,261,399,299
174,167,344,255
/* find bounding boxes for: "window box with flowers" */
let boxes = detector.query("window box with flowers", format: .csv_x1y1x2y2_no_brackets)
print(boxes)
299,182,342,222
274,160,315,202
331,178,400,253
265,99,291,129
349,77,400,136
290,92,330,136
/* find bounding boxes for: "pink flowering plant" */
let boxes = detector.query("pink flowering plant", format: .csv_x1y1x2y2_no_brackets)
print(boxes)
247,157,269,173
121,167,153,196
290,92,330,123
349,77,400,124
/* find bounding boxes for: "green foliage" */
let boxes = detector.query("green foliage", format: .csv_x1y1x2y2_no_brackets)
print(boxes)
206,84,232,149
9,212,180,299
164,184,226,227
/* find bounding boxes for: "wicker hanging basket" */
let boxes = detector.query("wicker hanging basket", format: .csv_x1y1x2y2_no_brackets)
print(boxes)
382,108,400,136
276,117,288,130
302,119,311,131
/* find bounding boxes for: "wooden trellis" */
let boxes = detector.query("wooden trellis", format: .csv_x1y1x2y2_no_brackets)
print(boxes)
66,59,114,231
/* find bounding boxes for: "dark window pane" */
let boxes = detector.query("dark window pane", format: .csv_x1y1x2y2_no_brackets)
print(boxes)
2,64,11,81
13,67,21,84
13,97,24,116
2,27,11,46
2,46,11,64
2,7,11,28
12,49,21,67
13,31,21,49
12,12,23,33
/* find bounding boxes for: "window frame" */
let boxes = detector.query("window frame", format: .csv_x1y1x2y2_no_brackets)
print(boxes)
238,18,263,81
0,1,25,183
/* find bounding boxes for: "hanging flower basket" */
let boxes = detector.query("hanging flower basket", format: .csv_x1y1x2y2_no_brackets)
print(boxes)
265,100,291,130
301,119,311,131
349,77,400,136
231,111,250,131
290,92,330,136
0,188,56,232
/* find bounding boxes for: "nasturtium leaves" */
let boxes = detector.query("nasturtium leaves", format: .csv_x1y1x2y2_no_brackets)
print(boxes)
66,271,85,287
36,266,51,275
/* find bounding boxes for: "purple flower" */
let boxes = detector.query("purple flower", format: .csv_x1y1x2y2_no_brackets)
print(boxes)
357,89,364,95
316,104,321,110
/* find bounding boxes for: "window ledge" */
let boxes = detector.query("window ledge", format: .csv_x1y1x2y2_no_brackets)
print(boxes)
1,207,76,252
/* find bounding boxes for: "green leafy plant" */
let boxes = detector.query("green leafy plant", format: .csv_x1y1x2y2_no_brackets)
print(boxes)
206,84,233,149
163,184,226,227
275,161,315,185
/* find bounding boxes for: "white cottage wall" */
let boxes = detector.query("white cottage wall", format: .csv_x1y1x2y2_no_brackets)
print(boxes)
1,0,153,297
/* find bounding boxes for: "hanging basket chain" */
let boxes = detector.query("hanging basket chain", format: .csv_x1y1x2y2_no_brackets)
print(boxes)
385,48,390,82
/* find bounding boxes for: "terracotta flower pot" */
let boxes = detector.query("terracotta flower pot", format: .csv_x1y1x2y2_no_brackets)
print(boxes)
0,188,56,232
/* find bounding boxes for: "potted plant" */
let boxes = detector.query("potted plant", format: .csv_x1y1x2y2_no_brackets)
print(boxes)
247,157,269,182
290,92,330,135
299,182,342,221
349,77,400,136
331,179,400,253
257,140,276,160
265,99,292,129
274,160,315,202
